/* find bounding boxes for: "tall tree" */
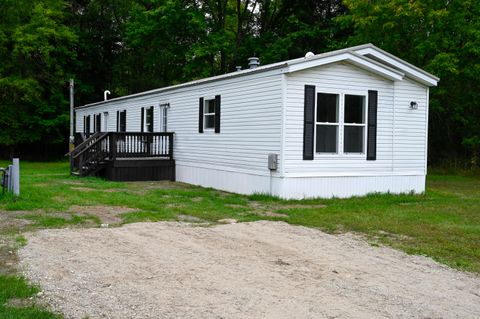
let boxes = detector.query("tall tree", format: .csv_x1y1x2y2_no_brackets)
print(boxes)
338,0,480,166
121,0,206,91
0,0,77,156
68,0,132,102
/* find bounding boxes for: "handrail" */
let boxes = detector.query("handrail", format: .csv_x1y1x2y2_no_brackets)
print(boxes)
72,132,108,159
66,132,103,157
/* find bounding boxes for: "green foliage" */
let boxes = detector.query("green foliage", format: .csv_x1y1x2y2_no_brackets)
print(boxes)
0,0,478,165
0,0,77,154
338,0,480,166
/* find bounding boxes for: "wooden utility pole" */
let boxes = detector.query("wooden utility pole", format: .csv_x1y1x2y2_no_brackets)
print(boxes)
69,79,75,152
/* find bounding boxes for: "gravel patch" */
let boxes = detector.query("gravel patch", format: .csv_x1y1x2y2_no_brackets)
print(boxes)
19,221,480,319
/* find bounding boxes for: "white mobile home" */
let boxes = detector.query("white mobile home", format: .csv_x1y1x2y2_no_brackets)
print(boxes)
73,44,439,199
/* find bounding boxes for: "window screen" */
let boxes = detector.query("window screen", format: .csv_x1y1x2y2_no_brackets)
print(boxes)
344,95,366,153
204,99,215,129
316,93,339,153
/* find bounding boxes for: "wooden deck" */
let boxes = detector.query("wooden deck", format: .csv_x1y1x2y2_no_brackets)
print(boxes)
70,132,175,181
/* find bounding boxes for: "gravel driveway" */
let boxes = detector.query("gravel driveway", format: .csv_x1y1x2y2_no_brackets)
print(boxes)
19,221,480,318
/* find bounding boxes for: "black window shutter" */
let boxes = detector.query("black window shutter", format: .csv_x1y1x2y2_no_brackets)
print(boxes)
85,115,90,134
367,90,378,161
214,95,221,133
116,111,120,132
199,97,204,133
141,107,144,132
84,116,86,134
303,85,316,160
148,106,154,132
121,111,127,132
96,113,101,132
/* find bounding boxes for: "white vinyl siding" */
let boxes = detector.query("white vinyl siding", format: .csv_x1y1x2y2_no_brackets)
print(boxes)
392,78,428,173
74,58,430,197
284,62,395,175
76,69,283,174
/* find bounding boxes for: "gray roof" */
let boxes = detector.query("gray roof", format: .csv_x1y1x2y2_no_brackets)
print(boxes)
77,44,438,110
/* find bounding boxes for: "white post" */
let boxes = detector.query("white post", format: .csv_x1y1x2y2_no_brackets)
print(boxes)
7,165,13,192
12,158,19,196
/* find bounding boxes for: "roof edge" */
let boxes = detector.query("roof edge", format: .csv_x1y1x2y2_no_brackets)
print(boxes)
76,63,287,109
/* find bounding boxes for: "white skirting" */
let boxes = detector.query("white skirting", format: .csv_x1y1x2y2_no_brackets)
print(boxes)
277,175,426,199
176,164,426,199
176,164,278,196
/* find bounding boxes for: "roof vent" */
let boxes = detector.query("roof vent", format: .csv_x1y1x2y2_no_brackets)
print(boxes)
248,57,260,69
236,66,242,71
305,51,315,58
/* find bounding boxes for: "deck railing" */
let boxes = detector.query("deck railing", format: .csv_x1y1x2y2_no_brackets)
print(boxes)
109,132,174,160
71,132,174,176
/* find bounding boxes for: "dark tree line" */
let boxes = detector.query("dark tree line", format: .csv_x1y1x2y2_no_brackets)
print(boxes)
0,0,478,166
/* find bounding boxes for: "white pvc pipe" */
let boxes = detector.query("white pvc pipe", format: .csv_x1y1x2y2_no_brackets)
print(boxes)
104,90,111,101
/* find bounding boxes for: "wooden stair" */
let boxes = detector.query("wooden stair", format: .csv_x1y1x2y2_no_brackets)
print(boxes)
69,132,109,177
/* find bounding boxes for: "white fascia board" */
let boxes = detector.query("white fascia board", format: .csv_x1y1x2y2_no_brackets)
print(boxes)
355,47,439,87
284,51,404,82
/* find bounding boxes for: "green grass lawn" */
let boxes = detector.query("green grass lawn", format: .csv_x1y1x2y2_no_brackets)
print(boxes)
0,160,479,318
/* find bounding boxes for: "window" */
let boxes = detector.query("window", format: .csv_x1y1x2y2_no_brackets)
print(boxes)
199,95,220,133
159,103,169,132
142,107,154,132
316,93,339,153
204,99,215,130
314,93,367,155
117,110,126,132
343,95,366,153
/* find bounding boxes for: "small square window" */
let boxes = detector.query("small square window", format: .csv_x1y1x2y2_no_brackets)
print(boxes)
204,99,215,129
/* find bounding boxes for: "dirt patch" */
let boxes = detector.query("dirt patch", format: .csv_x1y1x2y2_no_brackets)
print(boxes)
70,186,96,192
225,204,245,209
177,214,203,223
6,297,37,308
127,181,191,194
376,230,413,242
102,189,123,193
0,213,33,232
0,237,18,274
68,205,137,225
256,211,288,218
19,221,480,319
246,201,326,218
62,181,84,186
